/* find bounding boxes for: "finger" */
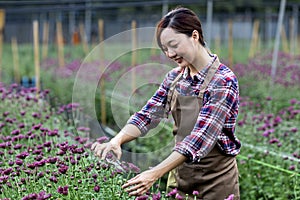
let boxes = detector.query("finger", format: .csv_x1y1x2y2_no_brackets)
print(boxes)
129,186,148,197
126,184,141,194
94,144,105,158
115,149,122,160
101,148,110,160
122,176,140,189
123,181,141,193
91,142,98,151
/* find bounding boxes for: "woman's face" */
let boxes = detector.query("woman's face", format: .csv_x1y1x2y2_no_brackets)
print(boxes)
160,27,198,68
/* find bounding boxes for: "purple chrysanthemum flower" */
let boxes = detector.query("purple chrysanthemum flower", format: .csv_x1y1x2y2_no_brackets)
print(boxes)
57,185,68,195
16,151,29,159
33,149,42,155
18,123,25,129
0,175,9,183
37,190,52,199
92,174,98,179
269,138,279,144
15,159,23,166
127,162,140,173
3,111,10,117
49,176,58,183
290,127,298,133
289,165,295,171
13,144,23,150
32,112,41,118
175,193,183,200
11,129,20,135
43,141,52,147
166,188,178,197
37,172,44,178
22,193,38,200
3,168,13,175
96,136,109,144
56,150,66,156
70,158,77,165
290,98,298,105
8,160,14,166
266,96,272,101
94,185,100,192
32,124,42,130
27,163,36,169
225,194,235,200
58,165,69,174
48,157,58,164
152,191,161,200
273,116,282,125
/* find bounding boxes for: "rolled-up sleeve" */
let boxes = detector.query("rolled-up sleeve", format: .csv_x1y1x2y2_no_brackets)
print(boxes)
173,76,239,163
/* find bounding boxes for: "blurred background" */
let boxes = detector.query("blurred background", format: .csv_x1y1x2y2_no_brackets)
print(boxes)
1,0,299,48
0,0,299,44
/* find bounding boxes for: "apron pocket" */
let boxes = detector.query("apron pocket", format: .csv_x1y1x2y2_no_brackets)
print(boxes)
176,162,206,194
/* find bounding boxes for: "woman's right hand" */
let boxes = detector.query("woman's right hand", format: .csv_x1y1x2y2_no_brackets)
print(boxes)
91,139,122,160
91,124,141,160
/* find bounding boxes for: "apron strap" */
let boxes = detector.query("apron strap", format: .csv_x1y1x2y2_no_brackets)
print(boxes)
198,57,220,98
164,71,183,118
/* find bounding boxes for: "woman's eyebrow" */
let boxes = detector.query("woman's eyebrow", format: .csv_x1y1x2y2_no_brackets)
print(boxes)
162,39,176,46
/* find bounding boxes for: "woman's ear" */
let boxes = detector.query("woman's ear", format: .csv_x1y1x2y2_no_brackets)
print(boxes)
192,30,199,41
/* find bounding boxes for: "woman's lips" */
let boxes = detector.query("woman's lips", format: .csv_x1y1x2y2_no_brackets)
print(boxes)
174,57,182,63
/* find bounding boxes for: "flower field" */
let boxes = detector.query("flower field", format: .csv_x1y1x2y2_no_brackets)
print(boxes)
0,84,143,199
0,45,299,199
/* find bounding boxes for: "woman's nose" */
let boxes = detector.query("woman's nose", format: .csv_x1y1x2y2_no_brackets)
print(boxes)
166,49,176,58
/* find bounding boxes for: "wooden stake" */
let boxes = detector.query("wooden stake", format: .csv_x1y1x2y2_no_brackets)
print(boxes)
33,20,40,92
0,9,5,81
79,23,89,54
131,20,138,165
56,21,64,68
42,21,49,60
249,19,260,58
214,34,221,55
11,37,20,84
280,26,289,53
98,19,106,125
228,19,233,67
131,20,137,93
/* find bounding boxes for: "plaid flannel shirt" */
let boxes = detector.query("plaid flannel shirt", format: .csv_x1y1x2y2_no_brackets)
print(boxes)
127,57,241,162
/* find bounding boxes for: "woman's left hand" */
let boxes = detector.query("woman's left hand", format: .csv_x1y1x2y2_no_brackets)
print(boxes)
122,169,159,196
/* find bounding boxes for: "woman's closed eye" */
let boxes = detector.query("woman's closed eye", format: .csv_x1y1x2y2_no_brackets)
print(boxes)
169,43,178,48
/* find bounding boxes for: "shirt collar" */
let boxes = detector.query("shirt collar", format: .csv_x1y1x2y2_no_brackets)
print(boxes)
182,54,217,80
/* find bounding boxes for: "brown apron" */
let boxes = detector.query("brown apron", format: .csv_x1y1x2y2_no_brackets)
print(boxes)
166,58,240,200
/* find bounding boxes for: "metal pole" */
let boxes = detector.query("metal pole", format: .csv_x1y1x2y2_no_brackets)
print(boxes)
85,0,92,43
270,0,286,89
206,0,213,48
162,0,168,17
69,4,76,44
292,5,299,54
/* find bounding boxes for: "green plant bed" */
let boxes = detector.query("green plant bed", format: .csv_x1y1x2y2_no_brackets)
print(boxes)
0,84,142,199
